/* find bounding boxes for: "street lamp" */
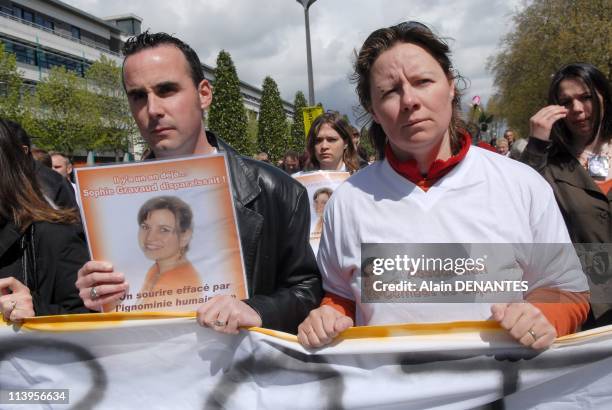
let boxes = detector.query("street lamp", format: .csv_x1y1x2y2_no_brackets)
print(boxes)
296,0,317,105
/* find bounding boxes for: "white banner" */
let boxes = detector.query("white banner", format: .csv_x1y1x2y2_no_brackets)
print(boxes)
1,313,612,409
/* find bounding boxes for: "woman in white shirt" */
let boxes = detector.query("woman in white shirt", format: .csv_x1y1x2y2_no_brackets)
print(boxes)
297,21,589,350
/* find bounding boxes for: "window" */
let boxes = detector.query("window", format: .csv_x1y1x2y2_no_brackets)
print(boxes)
35,15,55,30
70,26,81,39
1,38,89,77
22,10,33,22
10,43,36,65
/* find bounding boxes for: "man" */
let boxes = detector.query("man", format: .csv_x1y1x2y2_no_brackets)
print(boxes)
350,125,369,168
75,32,322,334
50,151,73,179
281,150,301,174
254,152,270,163
50,152,77,194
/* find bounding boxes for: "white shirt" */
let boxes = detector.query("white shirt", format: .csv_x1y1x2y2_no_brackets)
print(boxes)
318,147,588,325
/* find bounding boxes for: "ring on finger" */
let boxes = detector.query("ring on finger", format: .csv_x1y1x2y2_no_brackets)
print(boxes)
213,320,227,327
90,286,99,300
527,329,537,341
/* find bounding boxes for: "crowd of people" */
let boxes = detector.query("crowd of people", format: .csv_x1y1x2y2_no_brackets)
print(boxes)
1,22,610,353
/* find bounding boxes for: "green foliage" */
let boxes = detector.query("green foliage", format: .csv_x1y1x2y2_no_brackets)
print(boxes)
28,66,99,154
209,50,250,155
289,90,307,152
246,111,258,150
257,76,287,161
3,54,138,160
488,0,611,137
85,55,138,160
358,125,375,158
0,43,25,121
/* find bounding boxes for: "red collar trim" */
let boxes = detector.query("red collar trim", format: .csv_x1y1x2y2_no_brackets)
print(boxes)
385,132,471,188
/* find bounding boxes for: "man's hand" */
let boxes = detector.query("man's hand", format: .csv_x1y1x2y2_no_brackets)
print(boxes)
0,277,35,322
297,305,353,348
196,295,262,334
529,105,568,141
491,303,557,350
75,261,128,311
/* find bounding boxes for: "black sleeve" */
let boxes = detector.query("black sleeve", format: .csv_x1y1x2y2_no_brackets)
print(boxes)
31,223,91,315
520,137,553,174
244,189,323,333
55,178,78,209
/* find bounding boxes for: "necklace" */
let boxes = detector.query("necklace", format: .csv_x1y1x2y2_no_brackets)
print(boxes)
579,142,612,180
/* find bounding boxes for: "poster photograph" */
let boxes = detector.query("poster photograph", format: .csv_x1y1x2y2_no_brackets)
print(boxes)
293,170,350,254
75,154,247,313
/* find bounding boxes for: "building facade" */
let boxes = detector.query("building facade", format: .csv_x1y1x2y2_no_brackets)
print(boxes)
1,0,294,160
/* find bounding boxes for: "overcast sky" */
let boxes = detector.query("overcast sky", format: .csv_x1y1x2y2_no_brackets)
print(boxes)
64,0,524,125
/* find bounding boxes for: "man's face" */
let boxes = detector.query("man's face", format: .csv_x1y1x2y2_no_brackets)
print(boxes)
123,45,212,158
51,154,71,178
284,156,299,173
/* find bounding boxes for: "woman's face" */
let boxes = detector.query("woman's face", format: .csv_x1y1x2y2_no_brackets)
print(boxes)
558,78,603,143
369,42,455,160
315,123,346,170
138,208,190,263
314,192,330,216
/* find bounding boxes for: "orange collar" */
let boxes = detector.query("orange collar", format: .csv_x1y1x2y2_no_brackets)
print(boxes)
385,132,471,190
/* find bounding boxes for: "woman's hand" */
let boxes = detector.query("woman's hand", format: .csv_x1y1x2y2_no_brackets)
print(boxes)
491,303,556,349
75,261,129,311
297,305,353,348
0,277,35,322
529,105,568,141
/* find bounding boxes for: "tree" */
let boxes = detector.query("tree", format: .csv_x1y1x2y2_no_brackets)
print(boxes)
0,43,25,122
289,90,307,153
488,0,611,138
85,55,138,161
208,50,250,155
257,76,287,161
29,66,98,154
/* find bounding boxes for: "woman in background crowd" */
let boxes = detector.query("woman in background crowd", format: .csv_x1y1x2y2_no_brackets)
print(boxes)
297,22,589,349
522,63,612,328
0,119,89,321
299,112,361,174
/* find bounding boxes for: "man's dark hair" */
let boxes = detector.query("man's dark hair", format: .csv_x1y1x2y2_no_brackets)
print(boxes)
122,31,205,88
283,150,299,161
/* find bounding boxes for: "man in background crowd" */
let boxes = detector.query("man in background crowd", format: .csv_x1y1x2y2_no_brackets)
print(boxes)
50,152,77,194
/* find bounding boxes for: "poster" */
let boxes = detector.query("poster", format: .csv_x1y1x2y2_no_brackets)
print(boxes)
302,105,324,137
75,154,247,313
293,170,350,254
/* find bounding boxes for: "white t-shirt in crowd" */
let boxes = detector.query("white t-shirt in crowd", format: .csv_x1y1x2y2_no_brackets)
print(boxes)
318,146,588,326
